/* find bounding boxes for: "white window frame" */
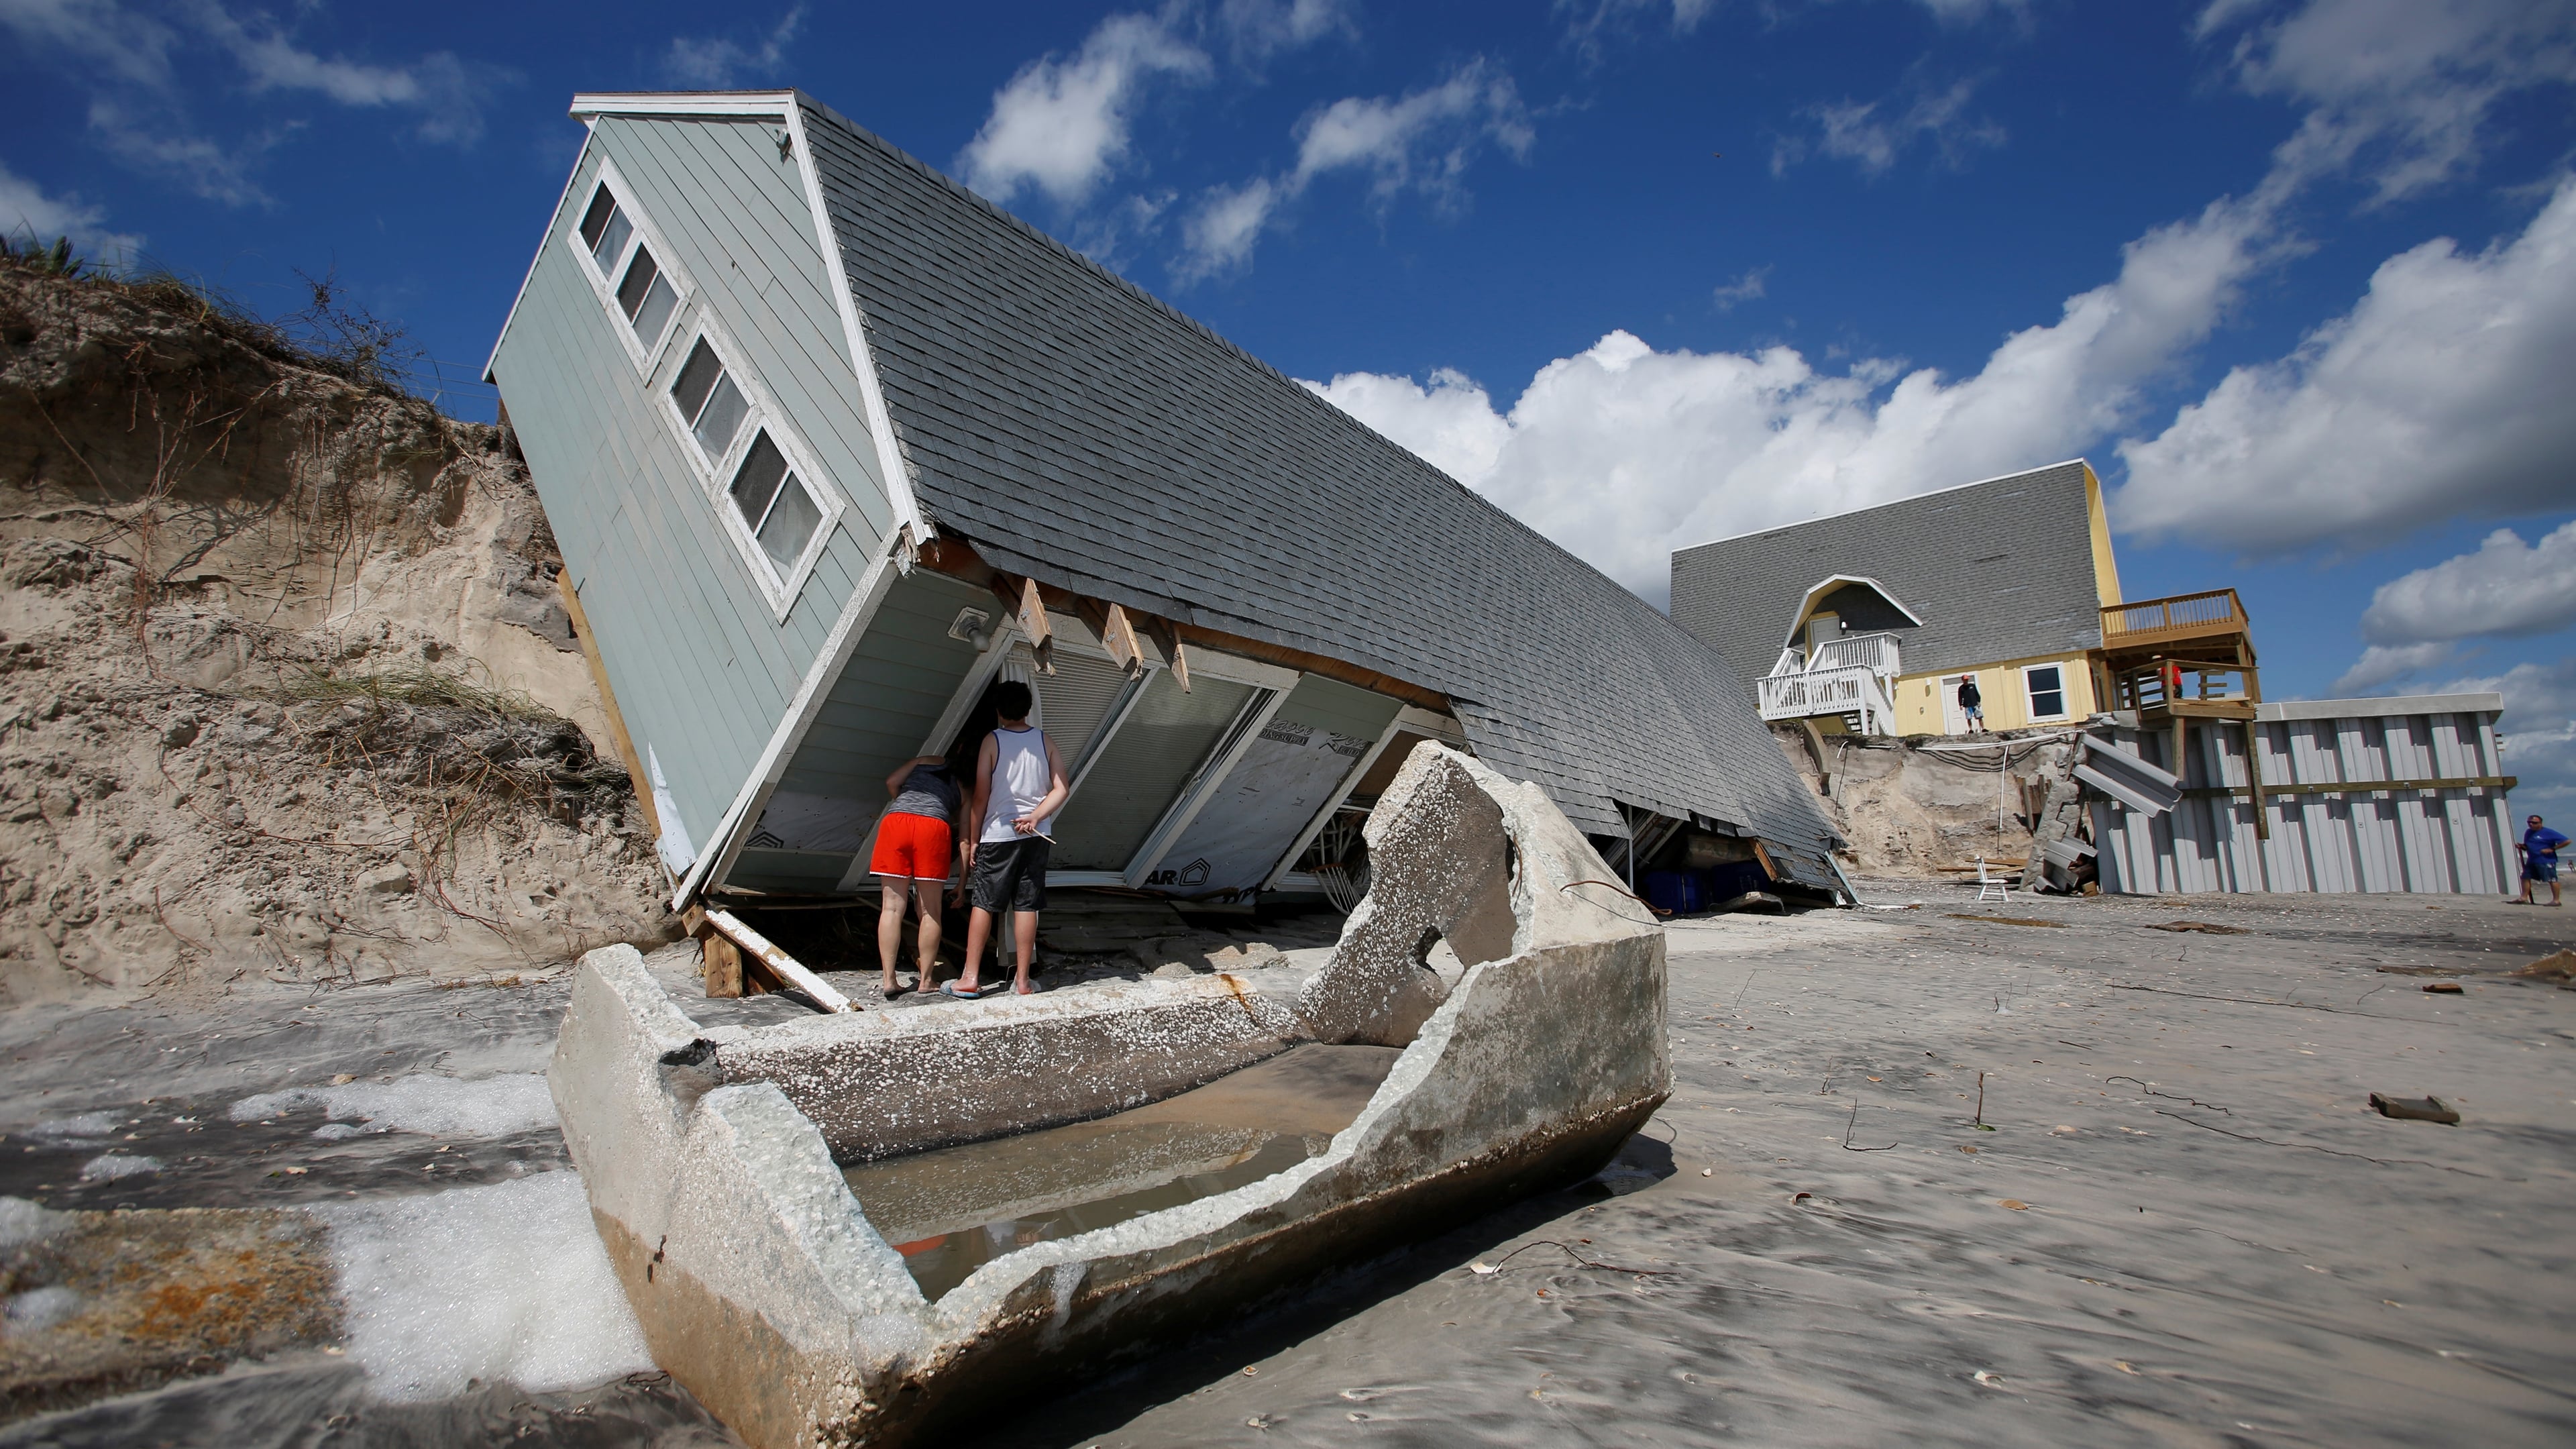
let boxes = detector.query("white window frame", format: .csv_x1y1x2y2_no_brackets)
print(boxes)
2023,662,2071,722
653,323,845,619
567,160,690,375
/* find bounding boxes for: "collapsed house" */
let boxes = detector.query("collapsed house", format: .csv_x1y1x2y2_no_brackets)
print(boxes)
483,89,1841,935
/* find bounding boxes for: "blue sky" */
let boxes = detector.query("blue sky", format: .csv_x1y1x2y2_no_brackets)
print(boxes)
5,0,2573,798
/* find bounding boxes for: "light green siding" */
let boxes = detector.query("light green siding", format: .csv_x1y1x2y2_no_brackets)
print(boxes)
490,121,894,853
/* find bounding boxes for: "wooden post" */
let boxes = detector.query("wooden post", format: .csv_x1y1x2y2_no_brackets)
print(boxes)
702,933,744,998
2243,718,2270,841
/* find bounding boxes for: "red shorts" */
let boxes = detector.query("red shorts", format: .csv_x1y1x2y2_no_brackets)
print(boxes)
869,812,954,882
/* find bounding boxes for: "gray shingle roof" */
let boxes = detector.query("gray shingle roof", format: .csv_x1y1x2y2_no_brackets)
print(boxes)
1669,461,2106,690
794,97,1839,878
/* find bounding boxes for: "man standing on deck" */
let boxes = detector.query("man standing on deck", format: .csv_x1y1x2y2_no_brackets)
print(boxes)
2514,814,2567,907
955,680,1071,997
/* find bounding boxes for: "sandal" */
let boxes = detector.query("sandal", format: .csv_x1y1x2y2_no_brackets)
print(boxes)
941,981,998,1000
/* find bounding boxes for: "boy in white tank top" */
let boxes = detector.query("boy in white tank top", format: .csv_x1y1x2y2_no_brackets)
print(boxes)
953,679,1069,998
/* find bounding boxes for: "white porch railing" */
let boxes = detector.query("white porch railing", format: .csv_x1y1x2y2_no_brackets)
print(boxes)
1758,632,1902,735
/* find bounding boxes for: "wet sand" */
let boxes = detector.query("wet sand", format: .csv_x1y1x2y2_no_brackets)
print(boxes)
6,888,2573,1446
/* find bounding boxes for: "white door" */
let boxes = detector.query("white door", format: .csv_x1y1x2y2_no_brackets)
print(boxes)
1939,675,1971,735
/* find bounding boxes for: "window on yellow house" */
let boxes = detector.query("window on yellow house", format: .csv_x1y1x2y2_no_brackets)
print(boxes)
2025,664,2068,720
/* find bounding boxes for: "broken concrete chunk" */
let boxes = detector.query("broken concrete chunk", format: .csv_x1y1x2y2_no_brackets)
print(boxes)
2368,1092,2460,1124
548,739,1668,1448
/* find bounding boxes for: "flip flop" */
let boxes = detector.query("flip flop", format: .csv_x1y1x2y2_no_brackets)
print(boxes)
881,983,913,1000
941,981,998,1000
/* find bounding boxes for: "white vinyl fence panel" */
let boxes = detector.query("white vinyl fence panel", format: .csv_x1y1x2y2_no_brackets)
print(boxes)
2088,694,2516,896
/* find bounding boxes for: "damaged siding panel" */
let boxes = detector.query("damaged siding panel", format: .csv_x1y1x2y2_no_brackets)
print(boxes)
592,116,885,623
492,152,810,847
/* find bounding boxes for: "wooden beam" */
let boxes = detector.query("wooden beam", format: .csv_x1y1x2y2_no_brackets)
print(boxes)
2243,719,2270,841
1138,613,1191,692
554,567,659,839
702,908,855,1012
918,538,1454,712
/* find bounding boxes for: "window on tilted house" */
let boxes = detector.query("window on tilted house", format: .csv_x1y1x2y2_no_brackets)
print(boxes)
669,338,750,460
727,431,824,574
572,176,681,357
2025,664,2067,720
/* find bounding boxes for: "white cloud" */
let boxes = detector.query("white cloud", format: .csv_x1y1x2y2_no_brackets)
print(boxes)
5,1,504,206
1177,58,1533,281
2332,641,2458,694
957,13,1210,206
1306,190,2279,601
1214,0,1358,63
1773,73,2006,178
0,0,176,87
2429,658,2576,804
1712,265,1770,311
87,95,274,206
2202,0,2576,204
1176,177,1279,280
2362,521,2576,644
663,5,804,88
2116,174,2576,551
0,155,144,261
185,3,500,145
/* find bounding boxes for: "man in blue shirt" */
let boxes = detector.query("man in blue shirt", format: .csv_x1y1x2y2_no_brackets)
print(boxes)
2514,814,2567,906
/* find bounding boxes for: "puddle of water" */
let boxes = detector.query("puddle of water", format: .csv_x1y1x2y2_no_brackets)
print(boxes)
882,1131,1327,1301
843,1044,1401,1303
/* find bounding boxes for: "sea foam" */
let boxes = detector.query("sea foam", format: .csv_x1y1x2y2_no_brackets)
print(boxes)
319,1170,653,1401
228,1072,557,1139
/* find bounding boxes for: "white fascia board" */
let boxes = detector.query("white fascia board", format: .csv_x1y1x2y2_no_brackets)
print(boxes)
1776,573,1926,651
782,99,931,545
484,130,598,383
2255,693,2506,722
570,91,796,120
671,527,908,910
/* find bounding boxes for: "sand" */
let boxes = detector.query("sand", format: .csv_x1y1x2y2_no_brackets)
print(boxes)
3,885,2571,1444
0,258,673,1002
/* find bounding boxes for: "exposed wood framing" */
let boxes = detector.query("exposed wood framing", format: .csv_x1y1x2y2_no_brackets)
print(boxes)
1071,598,1147,678
1140,614,1191,692
704,908,854,1012
555,569,660,839
918,538,1451,713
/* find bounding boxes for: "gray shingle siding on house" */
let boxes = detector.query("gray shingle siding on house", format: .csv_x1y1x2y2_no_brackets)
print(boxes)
1668,461,2105,690
794,98,1837,869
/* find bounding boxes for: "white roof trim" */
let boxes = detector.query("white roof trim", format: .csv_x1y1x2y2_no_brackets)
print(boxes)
570,91,796,119
2255,693,2505,722
1676,458,2096,555
1778,573,1924,650
783,98,930,543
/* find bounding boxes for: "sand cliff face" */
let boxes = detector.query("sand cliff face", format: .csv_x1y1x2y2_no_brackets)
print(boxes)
0,259,674,1004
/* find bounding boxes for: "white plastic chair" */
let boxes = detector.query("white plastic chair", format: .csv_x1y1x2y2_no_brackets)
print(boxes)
1974,857,2013,902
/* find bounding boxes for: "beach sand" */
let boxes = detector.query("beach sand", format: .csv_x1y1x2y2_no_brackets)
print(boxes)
5,885,2570,1446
